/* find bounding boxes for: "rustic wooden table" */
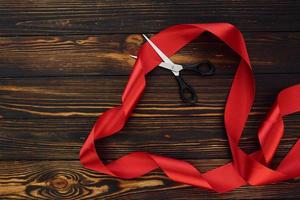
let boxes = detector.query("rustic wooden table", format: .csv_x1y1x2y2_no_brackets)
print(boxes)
1,1,300,199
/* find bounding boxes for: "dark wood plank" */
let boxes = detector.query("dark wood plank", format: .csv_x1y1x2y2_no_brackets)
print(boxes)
1,32,300,77
0,116,299,160
1,74,300,119
1,74,299,160
0,0,299,36
0,160,299,199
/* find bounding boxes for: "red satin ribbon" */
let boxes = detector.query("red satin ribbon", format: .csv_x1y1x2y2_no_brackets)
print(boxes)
80,23,300,193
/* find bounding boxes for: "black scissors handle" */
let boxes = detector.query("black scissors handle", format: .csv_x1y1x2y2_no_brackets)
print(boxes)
182,60,216,76
175,75,198,104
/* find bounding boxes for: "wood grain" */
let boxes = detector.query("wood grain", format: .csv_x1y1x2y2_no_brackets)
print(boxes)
1,32,300,77
0,160,300,199
1,0,300,198
1,74,300,119
0,116,299,161
1,74,299,160
0,0,299,36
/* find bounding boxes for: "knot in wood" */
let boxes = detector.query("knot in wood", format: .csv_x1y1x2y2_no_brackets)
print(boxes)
49,177,69,190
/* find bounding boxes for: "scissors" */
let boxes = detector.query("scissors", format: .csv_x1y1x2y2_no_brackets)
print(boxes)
130,34,216,104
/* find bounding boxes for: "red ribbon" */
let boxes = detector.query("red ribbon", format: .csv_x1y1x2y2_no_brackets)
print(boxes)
80,23,300,193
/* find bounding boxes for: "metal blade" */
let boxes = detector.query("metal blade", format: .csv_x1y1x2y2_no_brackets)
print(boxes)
159,62,181,76
130,54,165,69
130,55,137,59
142,34,175,65
129,54,182,76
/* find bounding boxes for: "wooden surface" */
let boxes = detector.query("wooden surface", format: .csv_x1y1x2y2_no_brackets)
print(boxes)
1,0,300,199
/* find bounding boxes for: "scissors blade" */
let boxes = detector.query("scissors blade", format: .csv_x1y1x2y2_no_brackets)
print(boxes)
130,55,138,59
129,55,180,76
142,34,175,65
159,62,180,76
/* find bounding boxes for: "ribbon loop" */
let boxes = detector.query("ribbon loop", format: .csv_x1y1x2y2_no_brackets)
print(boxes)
80,23,300,193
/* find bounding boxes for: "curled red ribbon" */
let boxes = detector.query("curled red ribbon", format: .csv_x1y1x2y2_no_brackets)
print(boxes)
80,23,300,193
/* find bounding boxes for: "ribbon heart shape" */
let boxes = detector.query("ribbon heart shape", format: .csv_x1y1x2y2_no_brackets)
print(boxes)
80,23,300,193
